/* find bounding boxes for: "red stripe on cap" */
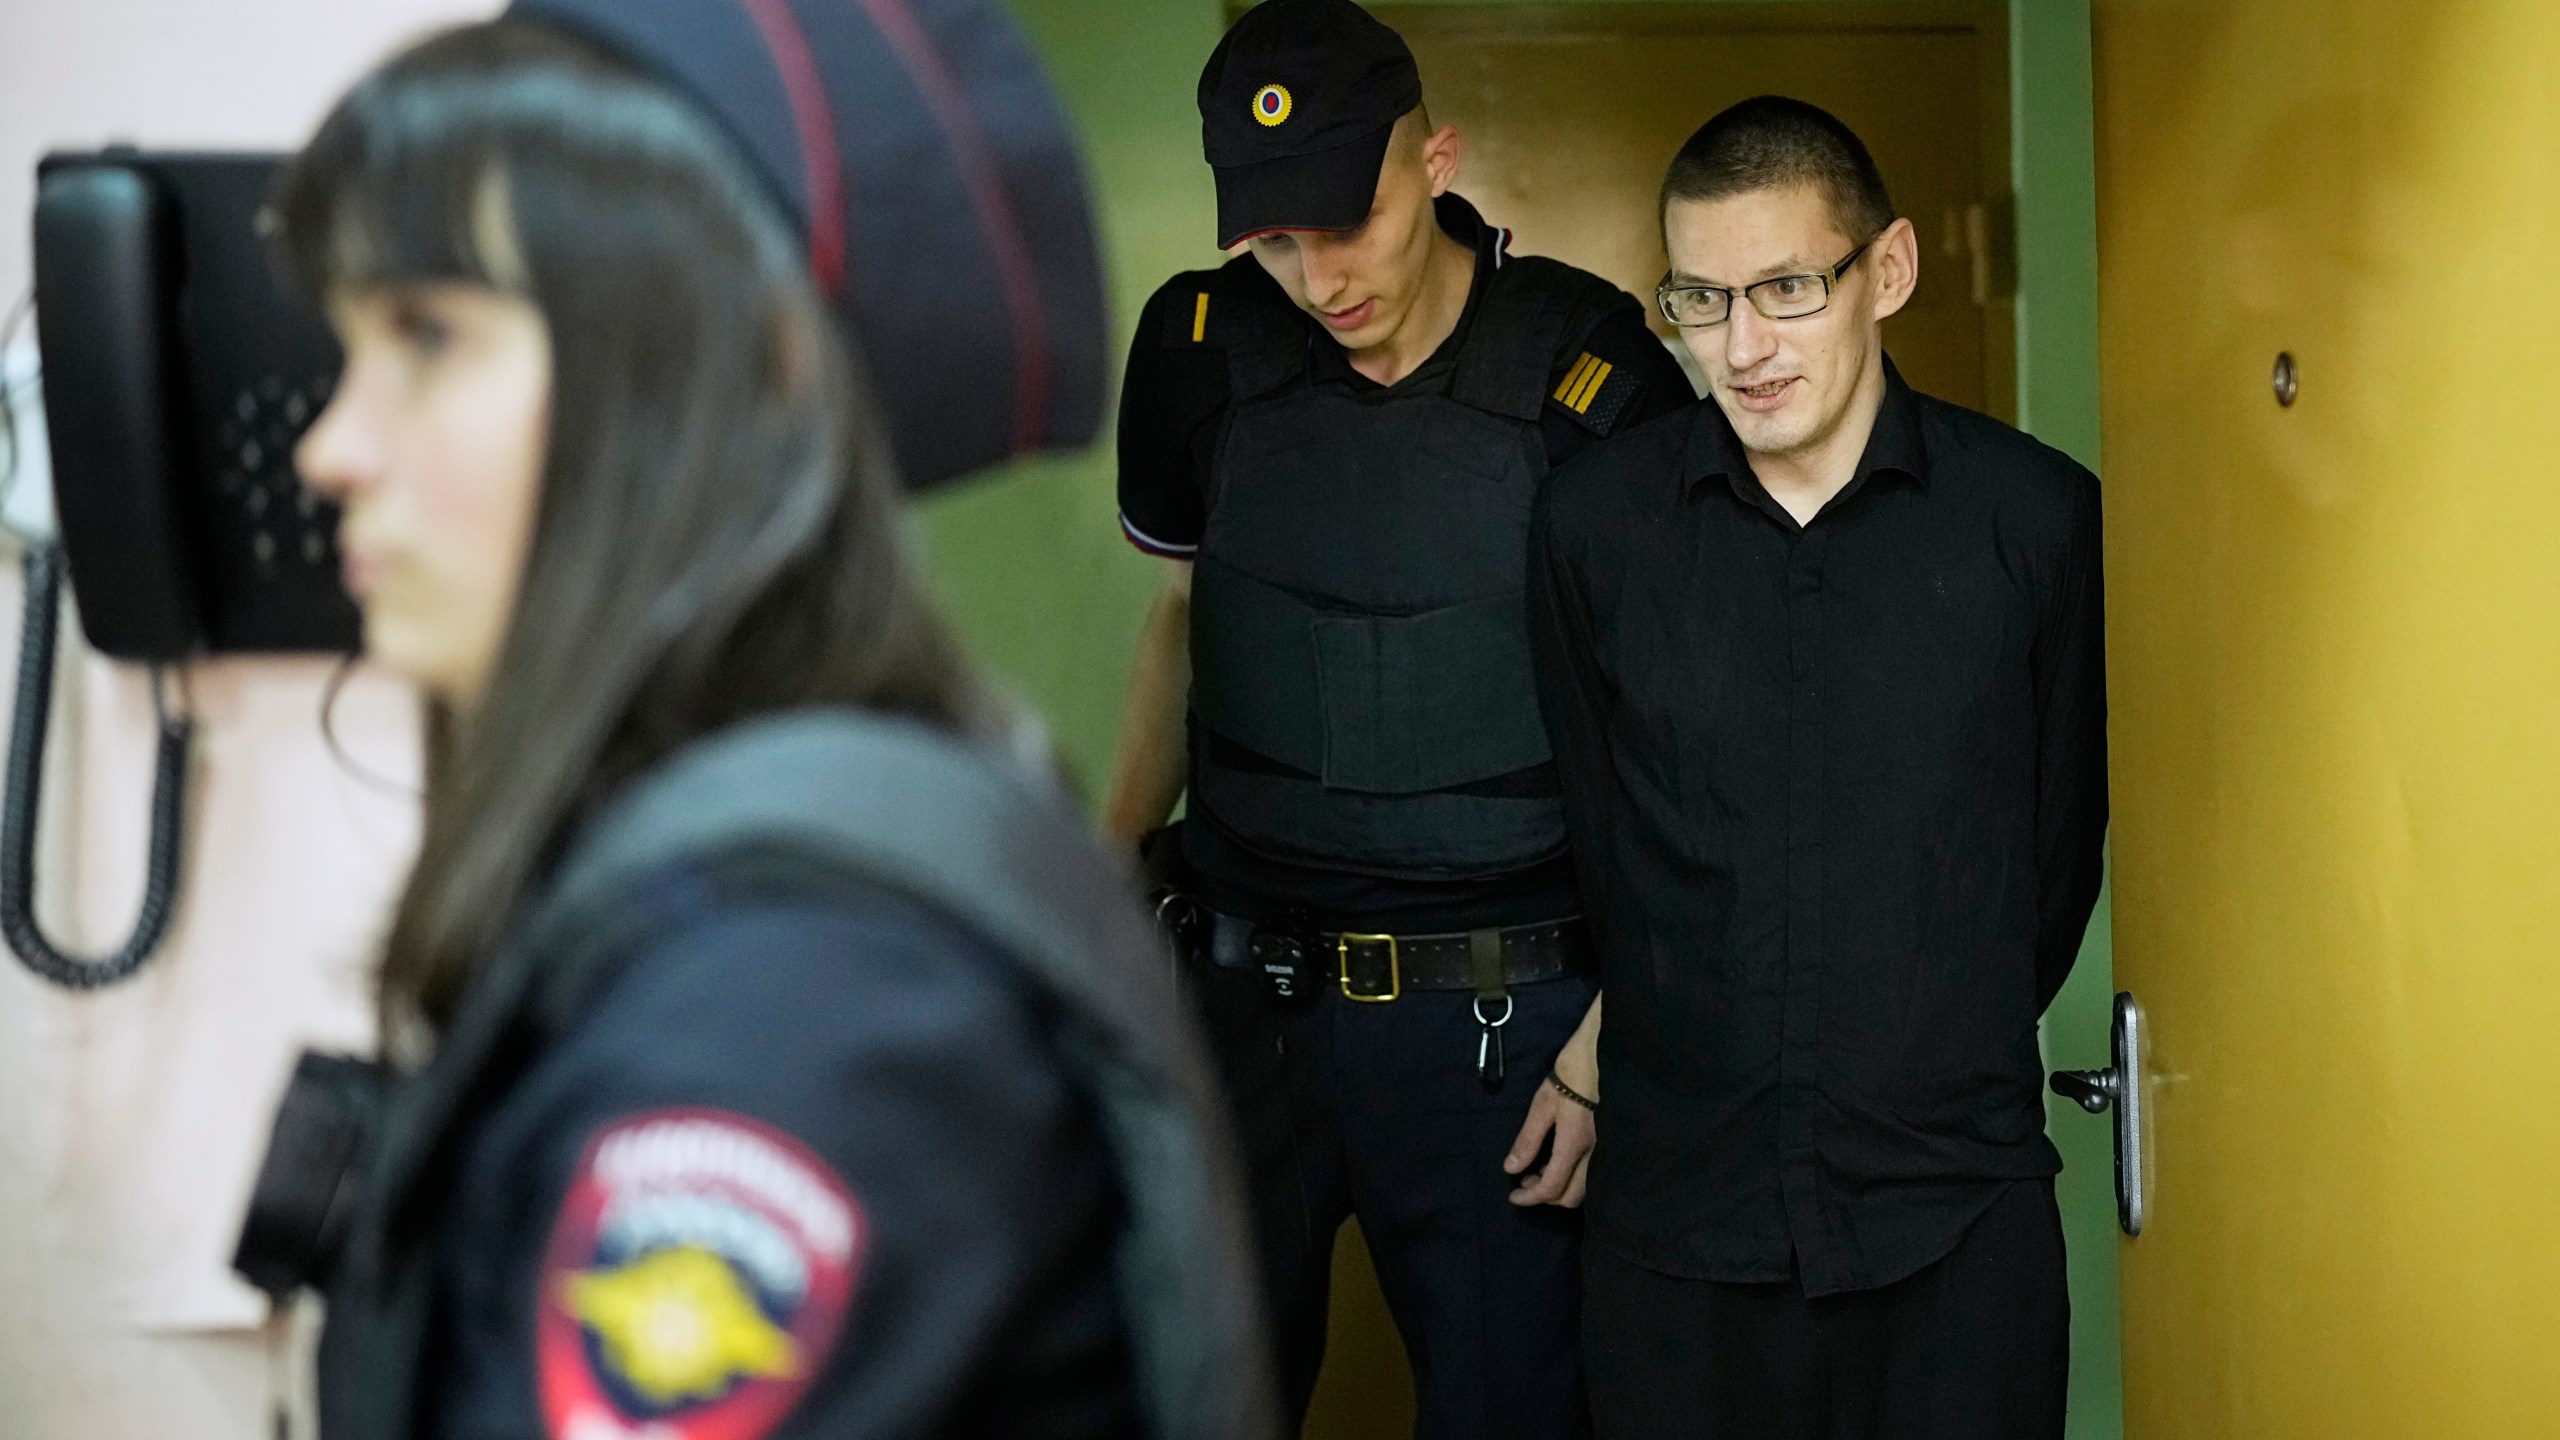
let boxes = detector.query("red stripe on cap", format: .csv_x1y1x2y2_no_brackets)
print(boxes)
854,0,1052,454
736,0,848,297
1228,224,1354,245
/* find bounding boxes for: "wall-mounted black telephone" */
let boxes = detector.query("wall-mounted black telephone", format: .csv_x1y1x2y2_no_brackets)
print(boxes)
5,149,357,989
32,149,356,659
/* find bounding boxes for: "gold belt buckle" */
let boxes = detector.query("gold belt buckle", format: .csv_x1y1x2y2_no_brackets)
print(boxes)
1337,933,1401,1002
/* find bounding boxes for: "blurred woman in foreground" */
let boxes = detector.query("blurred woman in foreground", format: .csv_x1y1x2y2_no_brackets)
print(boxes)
257,6,1268,1437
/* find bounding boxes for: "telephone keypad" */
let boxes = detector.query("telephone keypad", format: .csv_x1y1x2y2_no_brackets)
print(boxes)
216,374,336,581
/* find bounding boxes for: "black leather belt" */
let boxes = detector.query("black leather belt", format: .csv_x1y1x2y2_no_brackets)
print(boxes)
1188,905,1589,1003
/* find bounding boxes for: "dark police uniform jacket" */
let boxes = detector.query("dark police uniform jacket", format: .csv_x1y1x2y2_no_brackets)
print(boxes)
1117,193,1694,933
422,883,1131,1439
311,714,1272,1440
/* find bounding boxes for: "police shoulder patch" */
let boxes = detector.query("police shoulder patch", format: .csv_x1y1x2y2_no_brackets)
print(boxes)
539,1109,865,1440
1548,349,1647,437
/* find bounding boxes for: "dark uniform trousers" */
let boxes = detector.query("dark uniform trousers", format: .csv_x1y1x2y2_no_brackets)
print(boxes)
1581,1178,2069,1440
1186,951,1599,1439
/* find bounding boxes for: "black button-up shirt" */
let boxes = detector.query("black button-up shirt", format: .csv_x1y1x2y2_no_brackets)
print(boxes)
1529,360,2107,1295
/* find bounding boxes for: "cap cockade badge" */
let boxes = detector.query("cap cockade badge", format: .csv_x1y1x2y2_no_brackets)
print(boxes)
1253,84,1293,127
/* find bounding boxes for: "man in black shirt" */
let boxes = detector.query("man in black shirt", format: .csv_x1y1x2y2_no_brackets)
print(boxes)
1530,97,2107,1439
1101,2,1692,1433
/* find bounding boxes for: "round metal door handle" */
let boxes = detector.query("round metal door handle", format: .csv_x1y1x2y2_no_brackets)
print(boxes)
2273,351,2300,407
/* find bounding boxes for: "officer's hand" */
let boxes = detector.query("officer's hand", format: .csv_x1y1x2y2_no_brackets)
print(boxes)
1505,994,1602,1208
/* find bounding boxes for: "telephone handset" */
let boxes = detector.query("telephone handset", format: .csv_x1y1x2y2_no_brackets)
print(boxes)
32,150,356,659
5,151,356,989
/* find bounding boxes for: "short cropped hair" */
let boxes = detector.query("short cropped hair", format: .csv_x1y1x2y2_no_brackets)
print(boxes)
1660,95,1896,242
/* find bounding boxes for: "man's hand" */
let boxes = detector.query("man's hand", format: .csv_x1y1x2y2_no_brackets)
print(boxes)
1505,993,1602,1208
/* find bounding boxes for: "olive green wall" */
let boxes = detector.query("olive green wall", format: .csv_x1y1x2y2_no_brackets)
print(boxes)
912,0,1223,783
923,3,2117,1436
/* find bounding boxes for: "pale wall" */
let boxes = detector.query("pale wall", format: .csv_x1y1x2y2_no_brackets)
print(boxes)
0,3,482,1435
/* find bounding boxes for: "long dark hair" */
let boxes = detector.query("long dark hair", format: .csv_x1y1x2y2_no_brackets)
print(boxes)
273,20,1008,1038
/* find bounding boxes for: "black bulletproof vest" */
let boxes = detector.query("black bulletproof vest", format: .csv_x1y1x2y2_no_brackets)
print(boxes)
313,712,1275,1440
1188,249,1621,880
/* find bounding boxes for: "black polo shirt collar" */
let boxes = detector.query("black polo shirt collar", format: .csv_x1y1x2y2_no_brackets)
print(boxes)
1684,354,1929,527
1437,189,1511,264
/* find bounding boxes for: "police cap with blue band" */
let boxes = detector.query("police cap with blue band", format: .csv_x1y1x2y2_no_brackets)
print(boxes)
1199,0,1424,249
508,0,1110,491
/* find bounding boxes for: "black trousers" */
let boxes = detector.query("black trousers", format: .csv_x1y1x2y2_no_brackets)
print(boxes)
1582,1179,2069,1440
1186,952,1599,1439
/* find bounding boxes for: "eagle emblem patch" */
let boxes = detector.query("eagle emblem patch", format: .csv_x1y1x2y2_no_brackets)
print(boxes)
538,1110,864,1440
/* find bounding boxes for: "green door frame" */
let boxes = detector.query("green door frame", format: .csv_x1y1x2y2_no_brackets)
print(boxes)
2005,6,2116,1440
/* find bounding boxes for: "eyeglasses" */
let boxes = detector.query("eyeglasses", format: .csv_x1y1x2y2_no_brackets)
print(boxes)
1654,239,1874,329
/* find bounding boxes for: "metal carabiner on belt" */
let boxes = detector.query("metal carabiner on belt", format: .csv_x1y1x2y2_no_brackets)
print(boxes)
1474,992,1514,1087
1468,928,1511,1086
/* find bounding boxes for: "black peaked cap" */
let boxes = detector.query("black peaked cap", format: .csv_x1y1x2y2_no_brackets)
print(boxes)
1198,0,1421,247
510,0,1109,491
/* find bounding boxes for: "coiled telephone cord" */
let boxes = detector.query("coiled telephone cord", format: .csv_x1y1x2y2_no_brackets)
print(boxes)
1,541,190,988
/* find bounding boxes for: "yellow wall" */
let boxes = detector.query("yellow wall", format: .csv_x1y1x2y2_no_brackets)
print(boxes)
2096,0,2560,1432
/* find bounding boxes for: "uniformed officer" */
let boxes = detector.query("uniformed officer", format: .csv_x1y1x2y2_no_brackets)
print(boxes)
237,5,1272,1439
1099,2,1695,1433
